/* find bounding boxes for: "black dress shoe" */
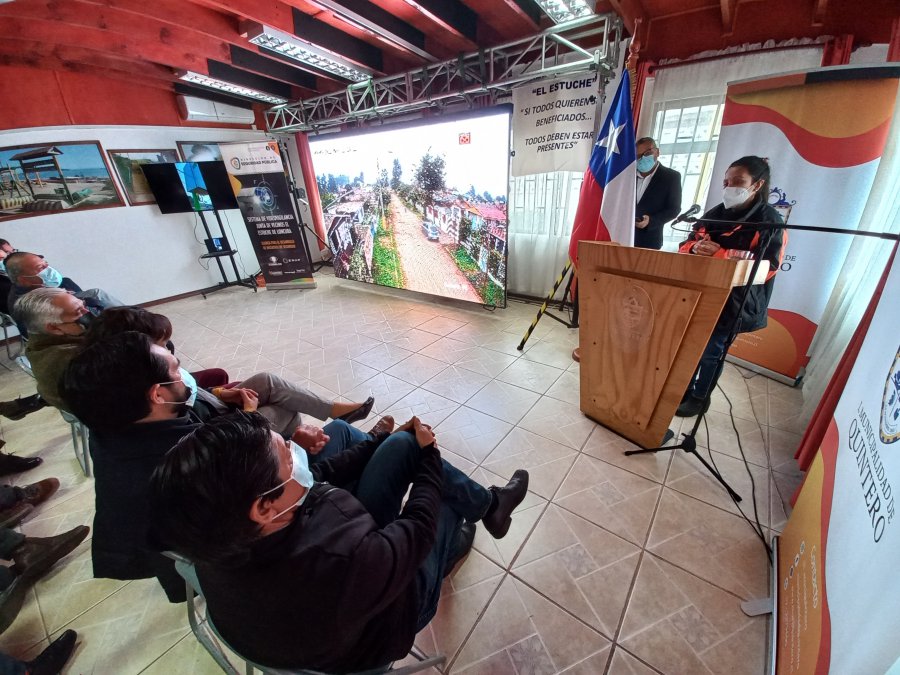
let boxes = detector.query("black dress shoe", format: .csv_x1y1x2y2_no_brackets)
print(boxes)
337,396,375,424
0,576,28,634
675,395,711,418
0,453,42,478
0,394,46,421
12,525,90,582
443,522,476,577
27,629,78,675
482,470,529,539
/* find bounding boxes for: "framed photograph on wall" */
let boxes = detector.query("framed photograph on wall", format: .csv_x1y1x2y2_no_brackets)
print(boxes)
176,141,223,162
0,141,125,222
107,149,180,206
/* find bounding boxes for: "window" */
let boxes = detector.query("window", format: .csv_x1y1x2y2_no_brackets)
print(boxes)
650,95,725,250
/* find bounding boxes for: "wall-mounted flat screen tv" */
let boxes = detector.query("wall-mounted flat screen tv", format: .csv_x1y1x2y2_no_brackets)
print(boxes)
141,161,239,214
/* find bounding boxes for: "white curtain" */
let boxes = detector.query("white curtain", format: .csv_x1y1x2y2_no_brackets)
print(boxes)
506,171,584,297
637,47,824,136
800,83,900,422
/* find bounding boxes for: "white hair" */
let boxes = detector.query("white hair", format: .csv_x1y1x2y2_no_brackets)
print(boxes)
12,287,71,335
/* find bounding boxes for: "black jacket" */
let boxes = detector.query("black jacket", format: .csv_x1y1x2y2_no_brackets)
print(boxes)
680,199,786,334
196,434,444,673
89,414,202,601
635,164,682,250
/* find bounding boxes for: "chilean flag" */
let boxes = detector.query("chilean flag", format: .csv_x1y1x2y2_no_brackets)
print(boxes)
568,70,636,267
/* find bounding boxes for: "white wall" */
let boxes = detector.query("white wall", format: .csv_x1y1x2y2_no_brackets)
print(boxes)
0,125,270,305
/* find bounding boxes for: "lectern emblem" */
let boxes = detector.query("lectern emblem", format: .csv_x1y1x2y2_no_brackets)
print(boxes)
610,284,653,352
881,345,900,444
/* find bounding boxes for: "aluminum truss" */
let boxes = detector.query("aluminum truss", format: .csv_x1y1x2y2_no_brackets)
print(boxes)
265,13,623,133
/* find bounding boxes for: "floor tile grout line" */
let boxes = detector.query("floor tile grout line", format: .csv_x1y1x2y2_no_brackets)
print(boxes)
605,443,674,657
441,570,511,674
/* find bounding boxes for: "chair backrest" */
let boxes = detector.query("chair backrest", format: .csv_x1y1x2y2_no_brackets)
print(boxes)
163,553,444,675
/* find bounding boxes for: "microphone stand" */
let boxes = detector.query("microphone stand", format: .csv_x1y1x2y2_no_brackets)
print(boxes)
624,217,900,503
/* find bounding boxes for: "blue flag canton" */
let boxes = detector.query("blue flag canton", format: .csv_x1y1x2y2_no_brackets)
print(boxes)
587,71,636,188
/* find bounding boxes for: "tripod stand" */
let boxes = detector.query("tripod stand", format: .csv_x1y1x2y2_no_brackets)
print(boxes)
516,261,579,351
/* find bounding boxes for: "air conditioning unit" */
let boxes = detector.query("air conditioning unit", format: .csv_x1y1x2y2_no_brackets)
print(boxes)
177,95,255,125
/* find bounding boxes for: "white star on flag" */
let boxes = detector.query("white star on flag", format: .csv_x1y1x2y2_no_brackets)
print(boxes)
597,120,625,164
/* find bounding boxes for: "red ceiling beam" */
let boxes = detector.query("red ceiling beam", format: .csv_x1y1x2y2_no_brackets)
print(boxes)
0,8,228,72
607,0,647,37
720,0,736,35
812,0,830,27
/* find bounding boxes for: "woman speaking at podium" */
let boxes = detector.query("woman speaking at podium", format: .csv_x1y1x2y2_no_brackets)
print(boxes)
675,155,786,417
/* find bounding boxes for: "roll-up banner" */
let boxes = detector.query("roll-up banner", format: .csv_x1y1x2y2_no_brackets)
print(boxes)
775,251,900,674
709,65,900,381
220,140,315,289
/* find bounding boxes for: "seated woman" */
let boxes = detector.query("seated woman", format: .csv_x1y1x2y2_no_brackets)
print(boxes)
82,306,375,450
149,412,528,672
676,155,786,417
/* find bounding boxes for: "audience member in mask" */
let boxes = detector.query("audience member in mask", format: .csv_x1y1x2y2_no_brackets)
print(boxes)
148,412,529,671
676,155,786,417
634,137,682,250
14,288,94,412
4,251,122,337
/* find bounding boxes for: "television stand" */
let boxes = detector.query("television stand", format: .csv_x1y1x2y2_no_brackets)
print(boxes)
198,210,257,298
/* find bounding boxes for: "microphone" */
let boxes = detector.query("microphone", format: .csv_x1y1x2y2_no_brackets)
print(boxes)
673,204,701,224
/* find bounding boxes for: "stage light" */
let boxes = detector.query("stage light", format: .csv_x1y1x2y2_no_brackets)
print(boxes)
246,25,373,83
534,0,594,24
177,71,287,105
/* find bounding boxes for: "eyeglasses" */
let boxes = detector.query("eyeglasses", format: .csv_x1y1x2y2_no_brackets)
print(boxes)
637,148,657,158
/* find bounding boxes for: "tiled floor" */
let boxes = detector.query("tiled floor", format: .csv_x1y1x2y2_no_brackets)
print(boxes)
0,271,808,674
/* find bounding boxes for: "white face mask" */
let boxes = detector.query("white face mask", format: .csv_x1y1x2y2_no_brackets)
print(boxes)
157,368,198,407
723,186,754,209
257,441,315,521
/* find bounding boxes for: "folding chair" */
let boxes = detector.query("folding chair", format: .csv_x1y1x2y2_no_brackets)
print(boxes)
13,354,92,477
163,552,445,675
0,312,22,362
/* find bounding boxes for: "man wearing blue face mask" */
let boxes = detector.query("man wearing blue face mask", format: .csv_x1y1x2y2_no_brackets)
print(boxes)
4,251,122,337
634,137,682,250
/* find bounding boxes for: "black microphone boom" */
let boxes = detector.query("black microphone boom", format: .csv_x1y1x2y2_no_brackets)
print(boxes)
673,204,702,224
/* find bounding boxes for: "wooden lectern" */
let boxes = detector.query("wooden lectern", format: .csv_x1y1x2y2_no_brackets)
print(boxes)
577,241,766,448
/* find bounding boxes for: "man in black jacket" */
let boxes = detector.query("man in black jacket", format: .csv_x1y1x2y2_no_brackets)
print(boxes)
634,137,682,250
149,411,528,672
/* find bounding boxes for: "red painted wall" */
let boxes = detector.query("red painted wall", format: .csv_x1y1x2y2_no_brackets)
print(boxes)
0,66,258,131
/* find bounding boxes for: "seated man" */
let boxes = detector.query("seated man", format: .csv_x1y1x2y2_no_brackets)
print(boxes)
149,412,528,672
4,251,122,336
0,239,15,315
14,288,91,411
59,332,382,601
81,305,375,434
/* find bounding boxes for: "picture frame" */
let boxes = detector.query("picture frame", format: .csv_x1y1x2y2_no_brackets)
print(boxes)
106,149,180,206
0,141,125,221
176,141,223,162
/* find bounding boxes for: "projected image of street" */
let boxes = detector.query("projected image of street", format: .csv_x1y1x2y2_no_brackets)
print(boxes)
311,111,509,306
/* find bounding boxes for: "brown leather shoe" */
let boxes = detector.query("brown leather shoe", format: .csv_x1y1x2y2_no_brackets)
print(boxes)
20,478,60,508
370,415,395,436
12,525,90,582
482,470,529,539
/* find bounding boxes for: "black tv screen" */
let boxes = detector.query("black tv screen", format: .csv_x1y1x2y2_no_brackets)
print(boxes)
141,163,192,214
141,161,239,213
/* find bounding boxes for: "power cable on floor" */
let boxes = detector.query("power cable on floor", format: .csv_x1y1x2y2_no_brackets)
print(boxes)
708,386,773,564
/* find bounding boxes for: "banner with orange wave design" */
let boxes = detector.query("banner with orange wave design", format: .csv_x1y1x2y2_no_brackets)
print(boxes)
776,252,900,673
709,65,900,380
